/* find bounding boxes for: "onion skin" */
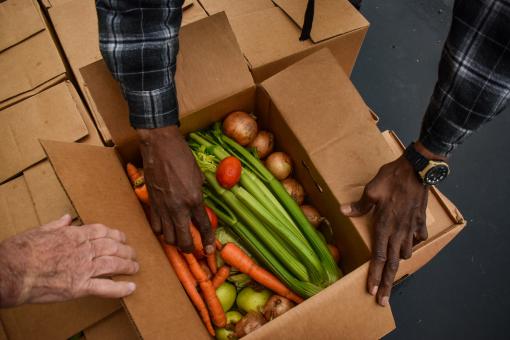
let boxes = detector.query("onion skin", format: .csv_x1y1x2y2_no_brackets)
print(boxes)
300,205,322,228
223,111,258,146
262,295,295,321
234,312,267,338
265,152,292,180
281,178,305,205
248,131,274,159
328,244,341,263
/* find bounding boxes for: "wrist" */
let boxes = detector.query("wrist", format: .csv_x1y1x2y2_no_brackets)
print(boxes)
414,141,448,162
137,124,180,143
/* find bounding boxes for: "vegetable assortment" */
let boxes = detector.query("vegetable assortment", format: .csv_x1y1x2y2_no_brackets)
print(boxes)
127,111,343,338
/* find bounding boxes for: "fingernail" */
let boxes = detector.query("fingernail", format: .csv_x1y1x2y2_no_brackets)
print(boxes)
370,286,378,296
127,282,136,294
205,245,215,255
340,205,352,215
61,214,71,221
379,296,389,307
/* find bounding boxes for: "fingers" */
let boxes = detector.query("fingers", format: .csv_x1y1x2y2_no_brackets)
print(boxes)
150,205,162,234
340,186,375,217
193,204,215,254
91,238,137,260
82,224,127,243
41,214,73,231
367,210,390,297
376,234,402,306
173,210,194,253
92,256,139,277
83,278,136,299
163,219,176,245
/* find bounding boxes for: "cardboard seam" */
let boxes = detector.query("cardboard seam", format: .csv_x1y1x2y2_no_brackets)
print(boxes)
118,300,143,340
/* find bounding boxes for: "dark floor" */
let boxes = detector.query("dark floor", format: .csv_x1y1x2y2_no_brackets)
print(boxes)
351,0,510,339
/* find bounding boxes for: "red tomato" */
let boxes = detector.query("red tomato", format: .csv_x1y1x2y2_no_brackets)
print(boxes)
216,156,242,189
205,206,218,231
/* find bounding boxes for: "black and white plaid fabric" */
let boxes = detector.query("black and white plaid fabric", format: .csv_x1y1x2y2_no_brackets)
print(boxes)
420,0,510,156
96,0,183,129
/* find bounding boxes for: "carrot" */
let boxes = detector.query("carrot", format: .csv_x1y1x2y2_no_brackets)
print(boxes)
220,243,304,304
215,239,223,251
199,260,213,280
126,163,149,205
212,265,230,289
207,252,218,274
190,223,205,258
134,186,149,205
183,253,227,328
159,237,214,336
126,163,142,185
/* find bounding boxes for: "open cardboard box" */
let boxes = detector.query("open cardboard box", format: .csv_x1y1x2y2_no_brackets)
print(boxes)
40,39,465,338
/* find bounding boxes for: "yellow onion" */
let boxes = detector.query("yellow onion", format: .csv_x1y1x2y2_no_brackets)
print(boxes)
300,205,323,228
234,312,266,338
265,152,292,180
282,178,304,205
248,131,274,159
223,111,258,146
262,295,295,321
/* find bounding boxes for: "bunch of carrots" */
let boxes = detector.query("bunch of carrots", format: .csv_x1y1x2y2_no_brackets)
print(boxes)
127,164,302,337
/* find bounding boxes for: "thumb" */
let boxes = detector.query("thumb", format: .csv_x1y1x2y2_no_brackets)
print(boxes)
41,214,73,231
340,190,374,217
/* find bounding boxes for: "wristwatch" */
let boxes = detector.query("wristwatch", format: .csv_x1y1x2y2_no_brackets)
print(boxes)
404,143,450,185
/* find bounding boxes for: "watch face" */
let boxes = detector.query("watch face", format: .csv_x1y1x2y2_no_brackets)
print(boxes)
424,164,449,185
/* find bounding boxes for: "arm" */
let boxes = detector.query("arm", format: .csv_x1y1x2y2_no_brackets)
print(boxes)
341,0,510,306
0,215,138,308
96,1,215,253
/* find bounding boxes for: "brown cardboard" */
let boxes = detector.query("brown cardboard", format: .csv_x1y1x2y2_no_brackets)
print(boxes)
41,49,465,339
228,0,369,82
23,161,78,225
0,30,66,108
79,13,254,161
0,0,45,52
84,309,139,340
182,1,208,26
0,320,7,340
198,0,274,17
0,175,121,340
0,81,89,183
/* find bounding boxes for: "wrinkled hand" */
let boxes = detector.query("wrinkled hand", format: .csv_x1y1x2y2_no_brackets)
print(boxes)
341,150,433,306
0,215,138,308
138,125,215,254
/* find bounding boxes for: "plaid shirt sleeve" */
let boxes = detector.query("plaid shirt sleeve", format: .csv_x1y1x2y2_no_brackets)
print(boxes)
419,0,510,156
96,0,183,129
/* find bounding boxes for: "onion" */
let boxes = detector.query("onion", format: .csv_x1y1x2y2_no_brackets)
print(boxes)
265,152,292,180
234,312,267,338
328,244,341,263
282,178,304,205
301,205,323,228
248,131,274,159
223,111,258,146
262,295,295,321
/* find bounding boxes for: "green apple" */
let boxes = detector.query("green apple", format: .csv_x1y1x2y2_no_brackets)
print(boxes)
216,282,237,312
236,287,272,313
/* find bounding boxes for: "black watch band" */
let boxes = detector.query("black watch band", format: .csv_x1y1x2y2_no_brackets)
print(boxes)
404,143,429,172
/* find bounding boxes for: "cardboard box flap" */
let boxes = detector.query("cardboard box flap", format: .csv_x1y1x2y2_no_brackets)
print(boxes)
0,82,89,183
261,49,393,205
273,0,369,43
42,141,209,340
0,31,65,104
247,263,395,339
0,0,45,52
84,310,139,340
198,0,274,17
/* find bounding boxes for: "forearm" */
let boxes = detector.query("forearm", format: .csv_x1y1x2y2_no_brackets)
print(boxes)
96,0,183,129
419,0,510,156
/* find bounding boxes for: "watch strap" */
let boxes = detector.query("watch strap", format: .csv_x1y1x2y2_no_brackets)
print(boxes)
404,143,429,172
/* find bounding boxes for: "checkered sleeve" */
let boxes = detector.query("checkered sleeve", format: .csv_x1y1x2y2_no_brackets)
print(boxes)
96,0,183,129
419,0,510,156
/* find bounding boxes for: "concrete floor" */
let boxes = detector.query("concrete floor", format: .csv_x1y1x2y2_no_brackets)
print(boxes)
351,0,510,339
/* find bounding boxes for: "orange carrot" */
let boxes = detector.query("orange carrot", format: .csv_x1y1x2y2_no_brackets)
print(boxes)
220,243,303,304
126,163,142,185
183,253,227,328
199,260,213,280
190,223,205,258
134,186,149,205
212,265,230,289
207,252,217,274
159,237,214,336
215,239,223,251
126,163,149,205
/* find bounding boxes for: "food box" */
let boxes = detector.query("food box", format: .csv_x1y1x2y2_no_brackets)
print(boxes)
41,40,465,338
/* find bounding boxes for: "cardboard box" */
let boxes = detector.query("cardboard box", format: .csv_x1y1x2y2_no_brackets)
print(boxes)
0,0,46,52
198,0,275,17
222,0,369,82
0,81,99,183
40,47,465,339
45,0,208,143
84,310,139,340
0,171,121,340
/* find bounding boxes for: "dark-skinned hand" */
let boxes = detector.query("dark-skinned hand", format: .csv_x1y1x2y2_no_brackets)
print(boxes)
340,142,446,306
137,125,215,254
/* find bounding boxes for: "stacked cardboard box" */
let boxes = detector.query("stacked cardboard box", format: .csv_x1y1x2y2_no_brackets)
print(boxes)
39,14,465,338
